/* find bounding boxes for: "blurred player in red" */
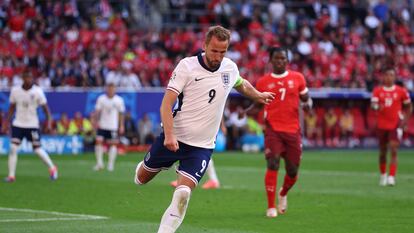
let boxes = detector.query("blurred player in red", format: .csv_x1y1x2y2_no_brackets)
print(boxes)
246,47,312,217
371,67,412,186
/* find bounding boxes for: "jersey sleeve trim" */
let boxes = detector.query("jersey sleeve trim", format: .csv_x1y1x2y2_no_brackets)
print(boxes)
371,97,379,102
300,87,309,95
167,86,180,95
403,99,411,104
233,76,244,87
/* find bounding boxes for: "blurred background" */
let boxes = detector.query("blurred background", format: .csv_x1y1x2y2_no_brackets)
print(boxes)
0,0,413,155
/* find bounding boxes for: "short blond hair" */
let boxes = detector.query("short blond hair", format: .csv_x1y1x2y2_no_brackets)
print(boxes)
205,25,231,45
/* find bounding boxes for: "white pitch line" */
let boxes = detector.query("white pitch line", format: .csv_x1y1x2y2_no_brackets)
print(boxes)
0,207,108,223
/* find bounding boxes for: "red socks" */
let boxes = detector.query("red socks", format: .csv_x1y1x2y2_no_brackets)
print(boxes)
389,163,397,177
265,170,278,209
379,163,386,175
280,175,298,197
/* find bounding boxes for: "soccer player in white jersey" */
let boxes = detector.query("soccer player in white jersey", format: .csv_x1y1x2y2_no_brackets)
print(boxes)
133,25,275,233
1,71,57,182
94,83,125,171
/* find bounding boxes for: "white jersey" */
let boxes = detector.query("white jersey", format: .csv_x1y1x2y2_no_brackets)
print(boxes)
95,94,125,131
167,53,243,149
10,85,47,128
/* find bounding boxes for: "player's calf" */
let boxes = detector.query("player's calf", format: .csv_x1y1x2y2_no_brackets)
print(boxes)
158,185,191,233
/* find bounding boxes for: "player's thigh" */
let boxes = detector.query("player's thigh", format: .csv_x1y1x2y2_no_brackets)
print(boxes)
177,145,213,186
282,131,302,167
388,129,400,146
26,128,41,147
96,129,107,143
142,133,178,172
264,129,285,159
376,129,389,149
108,130,119,144
11,126,24,145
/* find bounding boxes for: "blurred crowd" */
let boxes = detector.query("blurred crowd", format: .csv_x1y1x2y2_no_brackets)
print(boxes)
0,0,413,91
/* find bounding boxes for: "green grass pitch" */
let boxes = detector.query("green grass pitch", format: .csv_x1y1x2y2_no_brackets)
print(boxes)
1,149,414,233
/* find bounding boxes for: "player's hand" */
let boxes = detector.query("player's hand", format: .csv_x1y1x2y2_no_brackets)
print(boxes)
45,120,52,133
221,126,228,136
164,134,179,152
119,125,125,135
256,92,275,105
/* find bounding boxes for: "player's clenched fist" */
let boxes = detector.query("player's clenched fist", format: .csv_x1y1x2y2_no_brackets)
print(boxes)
164,135,179,152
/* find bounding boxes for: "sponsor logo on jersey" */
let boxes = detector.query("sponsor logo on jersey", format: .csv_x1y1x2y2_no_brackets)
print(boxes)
195,77,207,81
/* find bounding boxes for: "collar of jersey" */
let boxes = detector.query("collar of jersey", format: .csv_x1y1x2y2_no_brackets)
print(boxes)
383,85,395,91
198,52,221,72
271,71,289,78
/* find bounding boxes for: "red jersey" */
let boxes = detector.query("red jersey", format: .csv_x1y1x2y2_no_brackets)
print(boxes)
371,85,411,130
256,70,308,133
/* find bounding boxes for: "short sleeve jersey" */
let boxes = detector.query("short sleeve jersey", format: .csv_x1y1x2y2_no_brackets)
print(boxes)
167,53,242,149
256,70,308,133
95,94,125,131
371,85,411,130
10,85,47,128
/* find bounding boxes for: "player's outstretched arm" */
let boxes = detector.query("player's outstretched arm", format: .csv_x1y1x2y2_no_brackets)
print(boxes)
160,90,179,152
118,112,125,135
234,79,275,105
399,102,413,129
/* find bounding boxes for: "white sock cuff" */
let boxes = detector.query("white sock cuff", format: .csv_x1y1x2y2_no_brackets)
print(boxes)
175,185,191,195
134,161,144,185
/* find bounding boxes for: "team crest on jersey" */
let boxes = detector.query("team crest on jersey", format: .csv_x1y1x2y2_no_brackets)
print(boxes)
221,73,230,88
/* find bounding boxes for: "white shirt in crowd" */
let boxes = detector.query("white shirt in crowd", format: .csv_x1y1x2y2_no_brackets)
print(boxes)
95,94,125,131
119,72,142,90
10,85,47,128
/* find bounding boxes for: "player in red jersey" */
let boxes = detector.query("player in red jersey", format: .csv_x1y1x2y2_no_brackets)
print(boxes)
245,47,312,218
371,67,412,186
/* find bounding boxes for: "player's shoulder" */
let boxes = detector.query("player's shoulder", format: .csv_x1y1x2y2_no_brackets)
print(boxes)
114,94,124,102
222,57,237,68
32,84,44,93
10,86,21,93
372,86,381,93
287,70,305,79
178,55,198,70
395,85,408,92
96,94,107,101
257,73,272,82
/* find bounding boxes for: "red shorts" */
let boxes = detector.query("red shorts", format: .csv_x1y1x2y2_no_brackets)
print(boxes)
264,128,302,166
377,128,399,146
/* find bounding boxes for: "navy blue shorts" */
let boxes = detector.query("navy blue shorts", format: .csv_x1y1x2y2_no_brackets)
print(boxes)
11,126,41,147
96,129,118,142
143,133,213,185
